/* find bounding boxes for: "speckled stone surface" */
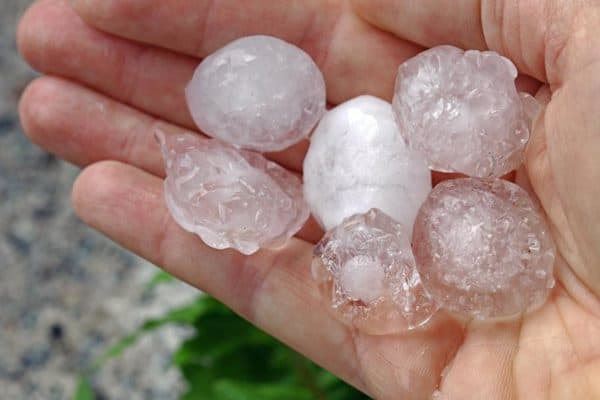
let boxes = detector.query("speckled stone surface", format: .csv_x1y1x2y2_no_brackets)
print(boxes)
1,2,197,399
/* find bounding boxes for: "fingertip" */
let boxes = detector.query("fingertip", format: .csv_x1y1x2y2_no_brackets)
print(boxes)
19,76,64,147
18,78,41,141
70,163,93,222
72,160,122,222
72,160,154,231
16,0,43,68
17,0,73,71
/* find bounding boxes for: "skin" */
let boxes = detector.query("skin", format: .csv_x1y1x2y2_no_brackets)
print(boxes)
16,0,600,398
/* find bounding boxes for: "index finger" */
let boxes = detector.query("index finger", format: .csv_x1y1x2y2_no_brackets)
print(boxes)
70,0,423,102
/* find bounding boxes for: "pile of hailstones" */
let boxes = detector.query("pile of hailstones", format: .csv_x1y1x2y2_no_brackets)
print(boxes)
158,35,556,335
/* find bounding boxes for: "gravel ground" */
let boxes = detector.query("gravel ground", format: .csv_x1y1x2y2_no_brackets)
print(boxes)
1,2,198,399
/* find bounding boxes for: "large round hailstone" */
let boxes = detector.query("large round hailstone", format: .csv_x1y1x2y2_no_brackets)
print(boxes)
186,35,326,152
412,178,556,320
393,45,540,178
303,95,432,232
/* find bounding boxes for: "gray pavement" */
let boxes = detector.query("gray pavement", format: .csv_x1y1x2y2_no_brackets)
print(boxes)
0,2,197,399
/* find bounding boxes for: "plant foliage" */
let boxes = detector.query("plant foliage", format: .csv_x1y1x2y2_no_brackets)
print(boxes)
74,277,369,400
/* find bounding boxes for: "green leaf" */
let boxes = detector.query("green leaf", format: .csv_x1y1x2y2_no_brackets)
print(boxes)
174,298,370,399
213,380,314,400
145,270,175,291
174,317,272,367
76,295,371,400
72,376,95,400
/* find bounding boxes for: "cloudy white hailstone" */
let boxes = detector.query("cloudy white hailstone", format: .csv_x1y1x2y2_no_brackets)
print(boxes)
157,131,309,255
412,178,556,320
186,35,326,152
303,95,432,232
393,45,540,178
312,209,439,335
339,255,387,304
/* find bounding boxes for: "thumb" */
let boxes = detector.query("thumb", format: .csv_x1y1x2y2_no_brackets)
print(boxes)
526,7,600,299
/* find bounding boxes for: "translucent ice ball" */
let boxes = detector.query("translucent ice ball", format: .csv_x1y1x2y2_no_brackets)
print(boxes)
393,45,540,178
157,131,309,255
186,35,326,152
412,178,556,320
312,209,439,334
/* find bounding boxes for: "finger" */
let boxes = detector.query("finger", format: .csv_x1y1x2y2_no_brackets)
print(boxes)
17,0,197,130
20,76,167,175
67,0,424,102
71,0,335,56
351,0,544,80
20,76,324,241
537,67,600,296
351,0,589,85
18,0,391,173
19,75,308,175
71,160,366,392
17,1,309,173
523,9,600,298
352,0,486,51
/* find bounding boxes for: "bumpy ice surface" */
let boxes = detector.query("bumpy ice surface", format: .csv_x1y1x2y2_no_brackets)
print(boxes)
157,131,309,255
393,45,539,178
303,96,432,231
312,209,438,334
412,178,556,319
186,35,326,152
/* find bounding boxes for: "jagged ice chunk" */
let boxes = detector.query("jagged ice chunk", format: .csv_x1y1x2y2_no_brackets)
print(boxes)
393,45,539,178
303,95,432,231
157,131,309,255
312,209,439,335
186,35,326,152
412,178,556,320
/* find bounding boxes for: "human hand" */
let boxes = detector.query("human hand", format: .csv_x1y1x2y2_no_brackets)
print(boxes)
17,1,600,398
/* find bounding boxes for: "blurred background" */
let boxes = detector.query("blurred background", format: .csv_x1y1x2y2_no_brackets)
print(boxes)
1,1,199,399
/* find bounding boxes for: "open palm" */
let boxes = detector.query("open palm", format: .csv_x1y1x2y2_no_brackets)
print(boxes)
17,1,600,399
